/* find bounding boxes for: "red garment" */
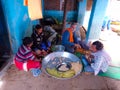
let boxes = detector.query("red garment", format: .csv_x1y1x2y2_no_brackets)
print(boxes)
27,60,41,70
14,59,41,71
14,60,24,70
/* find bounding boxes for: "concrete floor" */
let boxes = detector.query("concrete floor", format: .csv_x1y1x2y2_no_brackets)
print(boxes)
100,30,120,67
0,65,120,90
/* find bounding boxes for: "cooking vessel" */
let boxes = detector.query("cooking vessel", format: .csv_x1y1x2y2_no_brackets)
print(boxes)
42,51,82,79
53,45,65,52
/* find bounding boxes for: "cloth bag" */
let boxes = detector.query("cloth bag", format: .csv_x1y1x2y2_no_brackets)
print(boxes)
24,0,43,20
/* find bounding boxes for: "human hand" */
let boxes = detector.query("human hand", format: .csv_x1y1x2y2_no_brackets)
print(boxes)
35,50,41,55
85,54,94,63
41,50,47,56
88,41,92,47
85,54,90,60
74,44,81,48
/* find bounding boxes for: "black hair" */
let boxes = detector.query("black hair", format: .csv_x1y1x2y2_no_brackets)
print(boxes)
71,22,77,26
35,24,42,30
92,41,103,50
23,37,33,46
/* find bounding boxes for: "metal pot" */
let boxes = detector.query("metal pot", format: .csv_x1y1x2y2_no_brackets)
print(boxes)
42,51,82,79
54,45,65,52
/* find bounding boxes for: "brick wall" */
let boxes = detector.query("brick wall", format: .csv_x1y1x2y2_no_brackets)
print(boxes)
44,0,77,11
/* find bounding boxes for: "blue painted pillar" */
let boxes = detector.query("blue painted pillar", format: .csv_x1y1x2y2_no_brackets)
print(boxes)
77,0,87,25
1,0,39,53
42,0,45,16
86,0,109,41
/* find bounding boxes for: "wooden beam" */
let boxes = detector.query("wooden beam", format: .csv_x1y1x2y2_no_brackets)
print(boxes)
62,0,68,33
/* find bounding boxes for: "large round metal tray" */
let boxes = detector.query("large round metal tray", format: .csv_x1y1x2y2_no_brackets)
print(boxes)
42,51,82,79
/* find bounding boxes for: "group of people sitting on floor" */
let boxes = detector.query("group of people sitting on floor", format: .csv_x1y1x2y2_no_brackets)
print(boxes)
62,22,111,75
14,22,111,77
14,24,57,77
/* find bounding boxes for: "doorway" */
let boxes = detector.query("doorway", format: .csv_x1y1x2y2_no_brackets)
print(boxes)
0,1,12,71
